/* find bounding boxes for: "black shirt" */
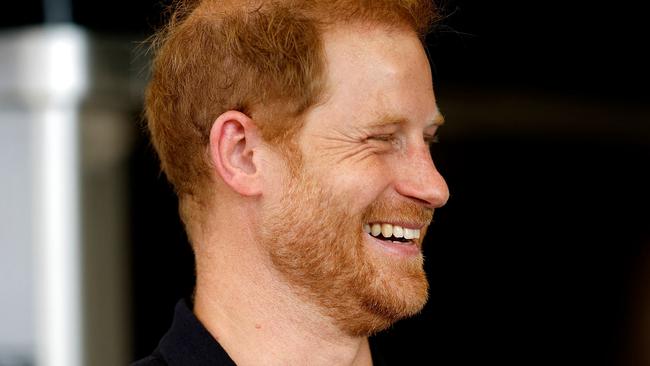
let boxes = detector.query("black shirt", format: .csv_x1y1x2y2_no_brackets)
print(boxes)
131,300,389,366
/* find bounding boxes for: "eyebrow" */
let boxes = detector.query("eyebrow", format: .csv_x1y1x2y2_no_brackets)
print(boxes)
369,113,445,128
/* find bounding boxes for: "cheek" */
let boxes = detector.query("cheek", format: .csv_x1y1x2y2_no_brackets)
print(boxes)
328,161,391,208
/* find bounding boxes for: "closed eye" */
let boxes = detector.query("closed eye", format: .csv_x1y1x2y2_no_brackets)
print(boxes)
366,134,400,153
369,134,394,142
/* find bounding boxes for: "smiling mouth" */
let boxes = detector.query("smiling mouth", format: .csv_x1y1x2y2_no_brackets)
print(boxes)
363,223,421,244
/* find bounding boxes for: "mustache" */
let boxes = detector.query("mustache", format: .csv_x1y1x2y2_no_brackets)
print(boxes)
361,199,434,228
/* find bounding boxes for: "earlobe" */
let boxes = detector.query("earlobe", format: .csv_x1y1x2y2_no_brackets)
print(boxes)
209,111,263,196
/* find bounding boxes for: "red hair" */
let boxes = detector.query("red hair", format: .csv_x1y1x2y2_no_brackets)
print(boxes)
146,0,439,206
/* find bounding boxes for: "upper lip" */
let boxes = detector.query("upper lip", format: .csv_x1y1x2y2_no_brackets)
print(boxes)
365,221,427,230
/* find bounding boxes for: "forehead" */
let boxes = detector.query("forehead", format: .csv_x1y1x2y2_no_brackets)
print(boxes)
304,24,439,132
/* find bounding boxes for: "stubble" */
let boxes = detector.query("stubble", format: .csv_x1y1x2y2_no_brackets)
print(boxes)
260,167,433,337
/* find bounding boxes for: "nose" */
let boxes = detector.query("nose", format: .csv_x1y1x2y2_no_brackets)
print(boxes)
394,144,449,209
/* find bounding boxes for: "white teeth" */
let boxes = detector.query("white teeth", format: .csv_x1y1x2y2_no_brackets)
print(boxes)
381,223,393,238
364,223,420,241
371,223,382,236
393,225,404,238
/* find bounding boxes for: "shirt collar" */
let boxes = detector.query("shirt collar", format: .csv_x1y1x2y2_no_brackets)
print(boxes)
156,299,389,366
156,299,236,366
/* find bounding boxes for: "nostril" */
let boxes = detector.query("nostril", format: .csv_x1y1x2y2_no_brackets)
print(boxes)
407,195,436,208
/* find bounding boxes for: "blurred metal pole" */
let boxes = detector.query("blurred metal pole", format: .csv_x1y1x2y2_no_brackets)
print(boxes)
22,25,87,366
1,24,139,366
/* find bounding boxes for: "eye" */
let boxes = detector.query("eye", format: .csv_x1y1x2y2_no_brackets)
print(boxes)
368,134,400,146
366,134,401,152
369,134,394,143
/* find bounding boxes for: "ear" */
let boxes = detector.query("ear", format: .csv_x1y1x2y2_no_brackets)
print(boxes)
209,111,263,196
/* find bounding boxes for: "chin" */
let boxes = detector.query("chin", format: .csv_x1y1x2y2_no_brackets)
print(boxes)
337,281,429,337
335,249,430,337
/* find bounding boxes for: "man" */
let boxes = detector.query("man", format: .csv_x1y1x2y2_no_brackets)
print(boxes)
134,0,449,365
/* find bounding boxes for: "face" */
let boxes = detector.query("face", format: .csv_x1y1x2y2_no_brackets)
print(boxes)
259,25,449,336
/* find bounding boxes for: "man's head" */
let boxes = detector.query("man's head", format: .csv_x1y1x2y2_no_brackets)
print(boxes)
146,0,448,337
146,0,437,206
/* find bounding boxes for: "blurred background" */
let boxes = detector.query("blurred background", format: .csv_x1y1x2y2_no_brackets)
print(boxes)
0,1,647,365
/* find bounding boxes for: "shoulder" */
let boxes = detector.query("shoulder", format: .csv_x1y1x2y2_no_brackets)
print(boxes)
130,299,237,366
130,354,167,366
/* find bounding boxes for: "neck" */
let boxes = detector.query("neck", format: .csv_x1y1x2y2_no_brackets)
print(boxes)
192,221,373,366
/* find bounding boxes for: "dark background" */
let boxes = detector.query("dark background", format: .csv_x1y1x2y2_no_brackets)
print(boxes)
4,1,648,365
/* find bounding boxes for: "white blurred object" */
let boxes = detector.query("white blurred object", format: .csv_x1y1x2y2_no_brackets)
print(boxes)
1,24,87,366
0,25,140,366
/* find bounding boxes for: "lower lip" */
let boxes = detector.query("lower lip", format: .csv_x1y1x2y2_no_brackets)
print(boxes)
365,233,421,257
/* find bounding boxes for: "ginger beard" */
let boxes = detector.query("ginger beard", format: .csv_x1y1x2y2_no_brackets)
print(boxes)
260,162,434,337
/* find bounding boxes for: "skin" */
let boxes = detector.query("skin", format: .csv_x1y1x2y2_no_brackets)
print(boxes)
192,25,449,366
